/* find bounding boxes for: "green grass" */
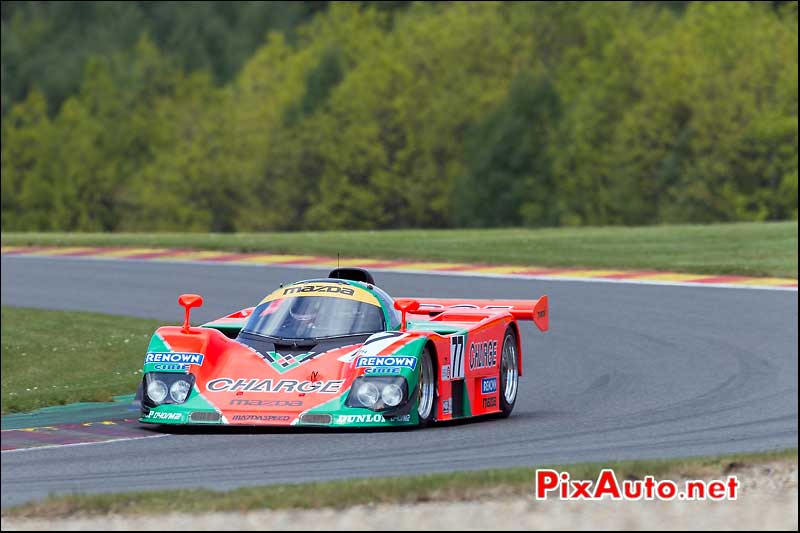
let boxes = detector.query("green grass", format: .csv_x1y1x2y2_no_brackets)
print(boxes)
2,221,797,278
0,307,161,414
4,449,796,518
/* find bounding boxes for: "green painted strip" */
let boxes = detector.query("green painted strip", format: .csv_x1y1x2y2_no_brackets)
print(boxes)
1,394,138,430
462,379,473,418
147,333,171,353
201,322,244,331
407,321,467,335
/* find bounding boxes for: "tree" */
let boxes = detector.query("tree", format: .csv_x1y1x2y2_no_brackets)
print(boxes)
1,89,53,229
453,72,561,227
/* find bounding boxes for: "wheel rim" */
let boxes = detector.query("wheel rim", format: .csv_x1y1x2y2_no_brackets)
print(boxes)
501,333,518,405
417,351,435,419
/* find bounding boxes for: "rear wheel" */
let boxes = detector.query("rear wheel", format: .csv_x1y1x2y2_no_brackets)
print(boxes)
417,347,436,427
498,327,519,418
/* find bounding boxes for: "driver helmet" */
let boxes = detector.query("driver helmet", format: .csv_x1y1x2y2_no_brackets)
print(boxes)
288,298,317,323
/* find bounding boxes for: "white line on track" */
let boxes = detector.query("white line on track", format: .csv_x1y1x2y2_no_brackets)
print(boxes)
1,434,169,454
2,253,796,292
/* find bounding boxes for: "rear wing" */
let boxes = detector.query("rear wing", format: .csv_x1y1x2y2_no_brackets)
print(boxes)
408,296,548,332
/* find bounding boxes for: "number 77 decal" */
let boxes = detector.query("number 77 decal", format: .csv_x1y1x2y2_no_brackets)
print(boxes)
450,334,466,380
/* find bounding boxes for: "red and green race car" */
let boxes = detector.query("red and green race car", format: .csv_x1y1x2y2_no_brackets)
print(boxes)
139,268,548,428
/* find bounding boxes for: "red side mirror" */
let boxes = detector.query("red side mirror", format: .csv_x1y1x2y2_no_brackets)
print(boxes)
178,293,203,332
394,299,420,332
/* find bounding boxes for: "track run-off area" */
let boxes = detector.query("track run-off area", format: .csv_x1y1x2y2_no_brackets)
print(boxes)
1,254,797,507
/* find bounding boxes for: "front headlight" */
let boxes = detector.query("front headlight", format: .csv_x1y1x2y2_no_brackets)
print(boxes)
170,380,192,403
346,376,408,411
355,382,380,408
381,383,403,407
143,372,196,406
147,380,168,404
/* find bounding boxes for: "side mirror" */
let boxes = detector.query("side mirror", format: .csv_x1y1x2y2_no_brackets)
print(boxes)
394,299,420,332
178,293,203,333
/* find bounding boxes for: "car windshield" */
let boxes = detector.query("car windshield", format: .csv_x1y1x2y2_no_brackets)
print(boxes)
242,289,385,341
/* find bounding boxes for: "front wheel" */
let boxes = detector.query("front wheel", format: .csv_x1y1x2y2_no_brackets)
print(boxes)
498,327,519,418
416,346,437,427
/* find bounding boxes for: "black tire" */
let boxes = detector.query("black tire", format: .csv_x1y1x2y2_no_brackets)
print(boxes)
416,346,437,427
498,327,519,418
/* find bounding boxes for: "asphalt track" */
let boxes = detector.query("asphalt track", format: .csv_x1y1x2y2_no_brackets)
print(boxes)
1,255,797,507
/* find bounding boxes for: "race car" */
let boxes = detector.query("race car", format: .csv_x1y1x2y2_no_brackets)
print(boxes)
139,268,548,428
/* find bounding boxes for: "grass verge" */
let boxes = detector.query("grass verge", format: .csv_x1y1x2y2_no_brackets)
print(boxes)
1,307,159,414
4,449,796,518
2,221,798,278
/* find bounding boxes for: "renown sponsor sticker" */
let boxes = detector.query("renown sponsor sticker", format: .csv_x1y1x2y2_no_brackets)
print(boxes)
145,352,204,365
355,355,417,370
481,376,497,395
